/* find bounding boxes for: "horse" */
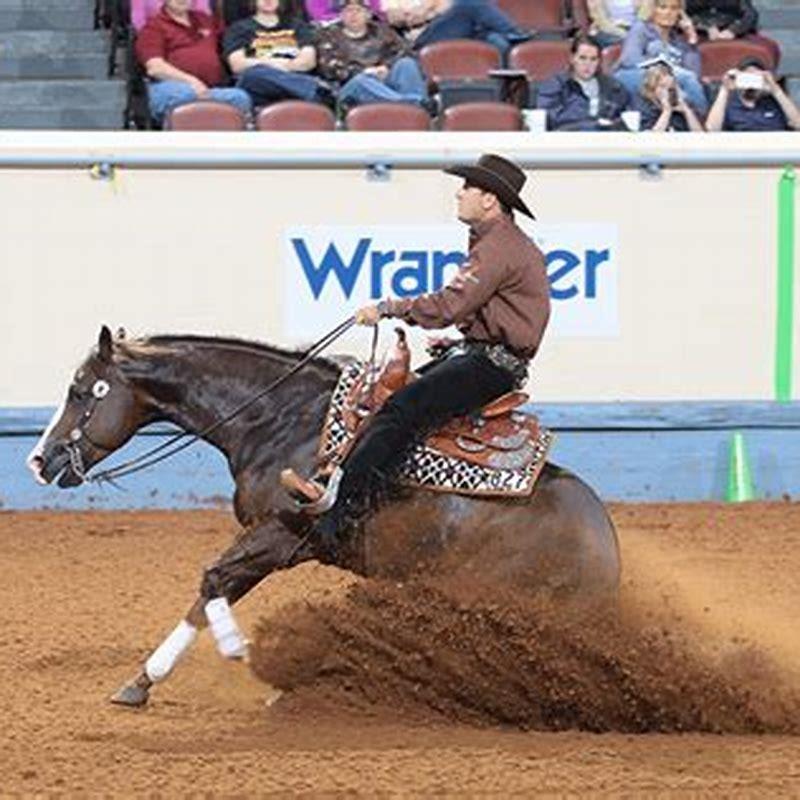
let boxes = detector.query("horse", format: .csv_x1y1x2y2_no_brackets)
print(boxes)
27,325,621,708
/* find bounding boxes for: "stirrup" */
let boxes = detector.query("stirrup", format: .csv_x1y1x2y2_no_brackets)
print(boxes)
280,467,343,515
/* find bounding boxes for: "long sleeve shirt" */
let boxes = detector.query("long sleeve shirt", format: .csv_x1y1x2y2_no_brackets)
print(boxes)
685,0,758,37
618,19,702,75
382,215,550,360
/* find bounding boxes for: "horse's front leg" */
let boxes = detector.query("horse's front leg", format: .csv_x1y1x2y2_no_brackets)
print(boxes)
110,513,313,708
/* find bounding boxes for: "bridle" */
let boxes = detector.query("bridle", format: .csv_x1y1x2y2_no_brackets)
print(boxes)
63,378,115,483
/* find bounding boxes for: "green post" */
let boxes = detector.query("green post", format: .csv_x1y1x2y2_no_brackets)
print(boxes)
726,432,755,503
775,166,796,402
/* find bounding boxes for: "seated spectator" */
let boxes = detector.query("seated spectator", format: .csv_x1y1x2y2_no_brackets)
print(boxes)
131,0,210,31
315,0,428,109
685,0,781,67
586,0,646,48
306,0,383,23
615,0,708,114
223,0,332,108
135,0,252,125
634,61,703,130
536,35,630,131
705,57,800,131
385,0,527,58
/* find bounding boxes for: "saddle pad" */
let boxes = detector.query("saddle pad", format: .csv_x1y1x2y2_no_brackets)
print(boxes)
319,361,553,498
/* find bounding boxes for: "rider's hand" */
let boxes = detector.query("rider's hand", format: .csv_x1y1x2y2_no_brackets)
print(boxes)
354,304,381,326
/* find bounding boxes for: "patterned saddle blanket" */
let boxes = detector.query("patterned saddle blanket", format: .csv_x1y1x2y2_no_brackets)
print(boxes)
318,360,553,498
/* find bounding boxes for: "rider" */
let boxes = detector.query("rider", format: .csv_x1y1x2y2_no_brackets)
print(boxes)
293,153,551,558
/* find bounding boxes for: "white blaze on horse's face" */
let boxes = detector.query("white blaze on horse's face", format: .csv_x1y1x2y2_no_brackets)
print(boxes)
26,393,68,485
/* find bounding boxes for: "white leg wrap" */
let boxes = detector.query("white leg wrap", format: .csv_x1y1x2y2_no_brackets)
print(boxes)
145,620,198,683
205,597,248,659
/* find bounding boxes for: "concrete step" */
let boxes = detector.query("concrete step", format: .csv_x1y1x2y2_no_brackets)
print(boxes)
0,78,125,107
1,30,109,55
0,53,109,79
0,0,94,32
0,104,125,129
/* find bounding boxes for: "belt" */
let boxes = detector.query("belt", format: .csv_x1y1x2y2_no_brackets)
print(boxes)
450,340,530,388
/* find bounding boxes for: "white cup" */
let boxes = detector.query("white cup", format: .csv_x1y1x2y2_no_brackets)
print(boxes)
621,110,641,132
523,108,548,134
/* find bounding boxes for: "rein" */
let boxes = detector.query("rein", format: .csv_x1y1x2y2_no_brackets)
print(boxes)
82,317,357,486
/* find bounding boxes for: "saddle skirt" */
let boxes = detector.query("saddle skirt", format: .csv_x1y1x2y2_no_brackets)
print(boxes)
318,356,553,498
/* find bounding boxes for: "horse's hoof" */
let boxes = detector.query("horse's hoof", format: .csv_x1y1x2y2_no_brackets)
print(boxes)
110,682,149,708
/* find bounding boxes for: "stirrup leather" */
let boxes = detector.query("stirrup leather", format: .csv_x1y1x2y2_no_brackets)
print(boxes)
280,467,343,515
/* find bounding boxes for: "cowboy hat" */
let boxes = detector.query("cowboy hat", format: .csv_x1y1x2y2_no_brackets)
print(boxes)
444,153,535,219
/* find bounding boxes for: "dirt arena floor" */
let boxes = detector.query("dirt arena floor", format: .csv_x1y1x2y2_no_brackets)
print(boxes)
3,502,800,795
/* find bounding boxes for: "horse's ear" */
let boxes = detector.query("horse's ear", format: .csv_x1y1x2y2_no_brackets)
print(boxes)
98,325,113,362
116,326,127,340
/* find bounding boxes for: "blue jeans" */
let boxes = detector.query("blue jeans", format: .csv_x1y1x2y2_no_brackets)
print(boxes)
414,0,525,58
147,80,252,125
614,66,709,114
338,56,427,107
236,64,323,106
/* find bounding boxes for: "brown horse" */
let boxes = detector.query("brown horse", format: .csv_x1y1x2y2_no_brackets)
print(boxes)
27,326,620,707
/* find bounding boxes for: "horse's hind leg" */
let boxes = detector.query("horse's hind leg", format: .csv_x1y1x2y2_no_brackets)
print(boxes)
111,517,313,708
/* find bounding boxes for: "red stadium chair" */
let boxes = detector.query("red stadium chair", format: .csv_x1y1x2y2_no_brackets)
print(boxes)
345,103,431,131
601,42,623,74
165,101,247,131
441,101,522,131
418,39,501,83
699,40,778,81
509,40,571,82
571,0,591,32
496,0,571,36
256,101,335,131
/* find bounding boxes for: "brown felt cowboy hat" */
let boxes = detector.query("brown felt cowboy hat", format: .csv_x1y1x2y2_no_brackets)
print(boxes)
445,153,535,219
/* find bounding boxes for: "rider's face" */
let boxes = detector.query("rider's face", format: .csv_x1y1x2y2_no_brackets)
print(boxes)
456,182,490,224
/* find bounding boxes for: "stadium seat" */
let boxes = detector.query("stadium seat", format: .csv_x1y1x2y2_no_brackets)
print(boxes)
419,39,501,83
601,42,623,74
256,101,335,131
165,101,247,131
496,0,572,37
441,102,522,131
699,40,778,80
570,0,591,32
345,103,431,131
509,40,571,82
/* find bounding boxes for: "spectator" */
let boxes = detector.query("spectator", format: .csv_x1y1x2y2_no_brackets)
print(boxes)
684,0,781,67
615,0,708,114
385,0,527,58
315,0,428,109
634,61,704,130
223,0,332,108
705,57,800,131
536,35,630,131
306,0,383,23
586,0,646,48
131,0,211,32
135,0,252,125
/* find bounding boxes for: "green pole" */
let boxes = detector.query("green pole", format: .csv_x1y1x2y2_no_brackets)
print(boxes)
776,166,796,402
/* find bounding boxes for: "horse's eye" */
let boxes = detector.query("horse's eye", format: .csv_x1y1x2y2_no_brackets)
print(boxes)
68,385,85,402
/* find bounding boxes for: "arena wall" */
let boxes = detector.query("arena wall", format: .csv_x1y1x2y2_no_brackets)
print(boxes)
1,132,798,506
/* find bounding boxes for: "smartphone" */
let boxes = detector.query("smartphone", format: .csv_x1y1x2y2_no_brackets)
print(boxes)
735,71,764,91
668,87,679,107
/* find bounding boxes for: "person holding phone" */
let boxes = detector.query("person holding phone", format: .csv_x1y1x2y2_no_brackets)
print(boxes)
614,0,708,114
634,61,703,130
705,57,800,131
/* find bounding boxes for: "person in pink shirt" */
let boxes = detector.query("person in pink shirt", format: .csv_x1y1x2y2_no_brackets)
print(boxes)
130,0,212,31
304,0,383,23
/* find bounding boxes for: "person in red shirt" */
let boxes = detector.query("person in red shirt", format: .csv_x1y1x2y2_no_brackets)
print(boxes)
135,0,252,125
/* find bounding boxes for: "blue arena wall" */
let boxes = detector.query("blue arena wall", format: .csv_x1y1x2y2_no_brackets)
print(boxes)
2,402,799,510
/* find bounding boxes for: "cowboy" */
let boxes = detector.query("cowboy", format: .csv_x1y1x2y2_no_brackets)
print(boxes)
288,153,551,558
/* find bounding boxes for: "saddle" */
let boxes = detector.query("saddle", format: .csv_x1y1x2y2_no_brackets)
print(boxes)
281,330,548,507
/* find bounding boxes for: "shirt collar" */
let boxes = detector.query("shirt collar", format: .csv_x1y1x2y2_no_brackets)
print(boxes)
471,214,507,241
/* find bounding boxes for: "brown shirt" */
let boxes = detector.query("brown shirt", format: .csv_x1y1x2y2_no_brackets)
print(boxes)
382,215,550,360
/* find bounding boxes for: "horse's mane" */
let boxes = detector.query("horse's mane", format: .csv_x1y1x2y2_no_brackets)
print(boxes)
117,333,342,375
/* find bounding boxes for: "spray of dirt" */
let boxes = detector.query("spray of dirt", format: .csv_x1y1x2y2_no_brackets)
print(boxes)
249,573,800,734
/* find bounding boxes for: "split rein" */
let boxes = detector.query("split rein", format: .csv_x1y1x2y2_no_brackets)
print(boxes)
73,317,359,487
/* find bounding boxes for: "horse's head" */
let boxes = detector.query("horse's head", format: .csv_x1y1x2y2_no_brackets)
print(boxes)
27,325,147,487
